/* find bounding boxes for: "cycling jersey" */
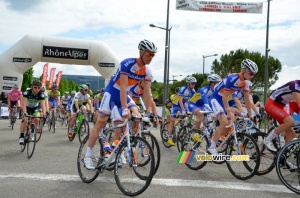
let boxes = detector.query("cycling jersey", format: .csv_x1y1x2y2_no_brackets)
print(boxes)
8,89,22,102
23,89,46,108
93,93,103,110
269,80,300,105
210,73,251,115
171,85,195,118
67,96,74,111
61,95,69,105
73,92,90,107
129,81,144,102
48,90,60,99
100,58,152,120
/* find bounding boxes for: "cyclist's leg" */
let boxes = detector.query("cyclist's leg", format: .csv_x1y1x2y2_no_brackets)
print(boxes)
167,105,180,146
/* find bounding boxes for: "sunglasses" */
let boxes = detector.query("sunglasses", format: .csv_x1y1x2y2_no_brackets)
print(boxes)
83,89,88,91
190,82,196,85
144,51,155,58
248,71,256,76
33,86,41,89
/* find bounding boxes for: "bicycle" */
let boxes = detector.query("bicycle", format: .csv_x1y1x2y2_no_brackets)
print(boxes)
160,113,193,151
10,105,19,130
20,114,45,158
275,137,300,194
77,116,155,196
57,106,68,127
181,113,261,180
68,111,89,143
47,107,56,133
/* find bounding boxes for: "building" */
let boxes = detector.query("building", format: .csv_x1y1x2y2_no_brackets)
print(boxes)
62,74,105,93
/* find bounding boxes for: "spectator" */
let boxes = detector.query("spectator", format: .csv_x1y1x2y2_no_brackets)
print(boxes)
0,92,8,104
251,91,261,107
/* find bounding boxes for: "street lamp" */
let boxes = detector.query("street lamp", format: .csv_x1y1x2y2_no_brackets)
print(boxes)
202,54,218,82
171,74,182,82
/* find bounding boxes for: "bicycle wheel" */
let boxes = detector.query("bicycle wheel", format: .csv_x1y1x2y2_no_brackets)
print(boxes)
77,136,100,183
141,132,161,175
35,119,44,142
251,132,276,176
78,120,89,143
176,125,193,152
52,110,56,133
47,115,52,131
276,139,300,194
181,131,209,170
226,133,260,180
160,121,171,148
27,124,37,159
114,136,155,196
68,122,76,142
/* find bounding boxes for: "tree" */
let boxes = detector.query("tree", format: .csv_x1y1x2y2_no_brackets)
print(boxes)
21,68,34,92
211,49,282,90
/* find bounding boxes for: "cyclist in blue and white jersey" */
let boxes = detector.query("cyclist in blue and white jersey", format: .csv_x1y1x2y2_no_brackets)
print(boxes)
167,75,197,146
207,59,258,155
188,74,222,130
66,91,76,121
83,39,157,170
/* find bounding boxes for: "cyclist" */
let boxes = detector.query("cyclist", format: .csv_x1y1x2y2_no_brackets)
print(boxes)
68,85,93,138
7,84,22,127
207,59,258,155
48,84,61,126
167,75,197,146
60,91,69,118
93,88,104,123
188,74,222,131
164,87,179,126
85,83,94,121
67,91,76,121
83,39,157,170
41,86,49,113
19,80,46,144
263,80,300,151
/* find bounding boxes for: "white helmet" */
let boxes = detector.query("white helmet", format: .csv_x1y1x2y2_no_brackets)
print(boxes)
186,76,197,83
241,59,258,73
138,39,157,53
71,91,76,95
207,74,222,83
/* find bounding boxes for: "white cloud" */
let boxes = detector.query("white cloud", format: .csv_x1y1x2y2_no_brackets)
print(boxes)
0,0,300,86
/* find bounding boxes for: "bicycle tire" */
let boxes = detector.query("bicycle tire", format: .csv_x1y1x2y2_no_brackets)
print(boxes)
114,136,155,196
176,125,193,152
160,121,171,148
141,132,161,175
181,131,209,170
27,124,37,159
68,122,76,142
225,133,260,180
250,132,276,176
276,139,300,194
35,119,44,142
20,135,27,152
52,110,56,133
77,136,100,183
78,120,89,143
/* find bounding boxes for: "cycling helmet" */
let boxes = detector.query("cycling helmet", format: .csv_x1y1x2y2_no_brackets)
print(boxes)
175,87,180,93
52,84,58,89
138,39,157,53
64,92,69,94
100,88,105,93
12,84,19,89
31,79,42,86
241,59,258,73
85,83,91,88
41,86,46,92
79,84,88,91
186,76,197,83
207,74,222,83
71,91,76,95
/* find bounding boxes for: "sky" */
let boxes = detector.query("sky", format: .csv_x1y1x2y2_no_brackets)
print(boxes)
0,0,300,89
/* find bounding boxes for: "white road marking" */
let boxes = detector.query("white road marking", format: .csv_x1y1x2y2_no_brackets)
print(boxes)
0,173,293,193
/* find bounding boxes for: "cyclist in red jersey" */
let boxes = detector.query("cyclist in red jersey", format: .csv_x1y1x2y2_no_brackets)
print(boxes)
264,80,300,151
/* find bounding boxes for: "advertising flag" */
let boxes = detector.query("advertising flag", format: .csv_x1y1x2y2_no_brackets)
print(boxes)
55,71,63,88
48,67,56,89
42,63,48,87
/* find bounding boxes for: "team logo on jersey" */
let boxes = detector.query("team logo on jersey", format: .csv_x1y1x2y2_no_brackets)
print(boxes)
130,65,140,73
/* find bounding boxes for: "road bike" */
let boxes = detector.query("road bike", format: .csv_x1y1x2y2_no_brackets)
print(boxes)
10,105,19,130
68,111,89,143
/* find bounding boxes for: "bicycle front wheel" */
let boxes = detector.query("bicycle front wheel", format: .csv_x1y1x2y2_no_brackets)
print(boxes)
77,136,101,183
226,133,260,180
114,136,155,196
78,120,89,143
141,132,161,175
160,121,171,148
276,139,300,194
27,124,37,159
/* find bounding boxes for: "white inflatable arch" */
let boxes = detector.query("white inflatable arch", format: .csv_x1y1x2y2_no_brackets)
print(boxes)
0,35,120,93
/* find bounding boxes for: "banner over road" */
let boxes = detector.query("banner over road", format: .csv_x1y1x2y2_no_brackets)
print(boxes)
176,0,263,14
